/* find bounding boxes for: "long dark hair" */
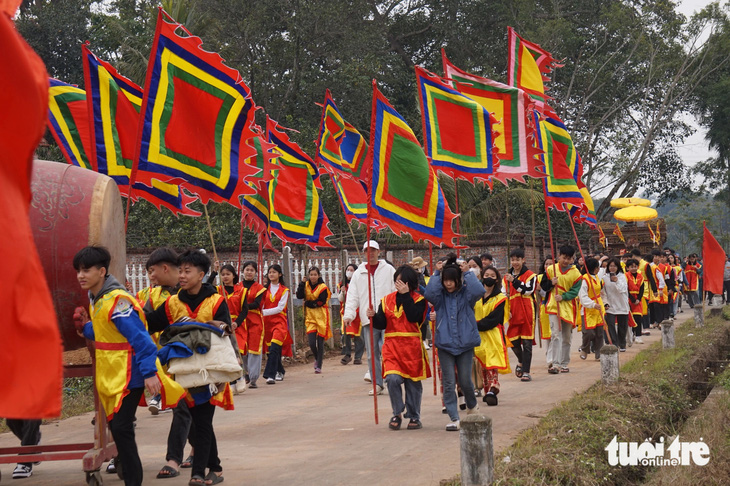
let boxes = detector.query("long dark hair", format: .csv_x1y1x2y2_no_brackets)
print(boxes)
266,264,285,287
344,263,357,286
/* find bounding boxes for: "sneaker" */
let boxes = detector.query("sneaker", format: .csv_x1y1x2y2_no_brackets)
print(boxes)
423,340,431,349
619,348,626,352
235,380,247,394
314,367,322,374
368,384,384,396
364,371,371,383
148,397,161,415
353,358,362,365
341,355,352,365
249,382,258,389
636,337,644,344
466,404,479,415
275,372,284,381
445,420,460,432
579,349,587,360
266,378,275,385
12,464,32,479
106,458,116,474
232,381,240,395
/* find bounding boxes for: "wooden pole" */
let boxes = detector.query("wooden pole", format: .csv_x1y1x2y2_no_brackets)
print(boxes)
365,221,379,424
238,206,245,274
203,204,219,266
428,242,437,395
453,173,461,257
544,204,563,331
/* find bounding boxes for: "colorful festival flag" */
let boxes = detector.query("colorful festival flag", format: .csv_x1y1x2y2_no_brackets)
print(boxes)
613,223,625,243
415,66,499,184
506,27,562,117
648,222,657,245
442,51,543,184
702,222,727,295
598,225,607,248
267,117,333,249
47,79,94,170
368,82,459,246
537,115,587,214
133,9,258,207
81,44,199,216
315,90,367,179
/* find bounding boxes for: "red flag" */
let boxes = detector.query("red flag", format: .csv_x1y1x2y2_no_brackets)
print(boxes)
598,225,607,248
702,222,727,295
0,13,63,418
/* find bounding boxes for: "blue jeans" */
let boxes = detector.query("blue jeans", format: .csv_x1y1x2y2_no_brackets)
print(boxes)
439,349,477,421
362,325,384,387
385,374,423,420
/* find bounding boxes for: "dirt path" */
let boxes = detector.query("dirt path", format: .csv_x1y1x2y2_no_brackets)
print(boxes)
0,311,695,485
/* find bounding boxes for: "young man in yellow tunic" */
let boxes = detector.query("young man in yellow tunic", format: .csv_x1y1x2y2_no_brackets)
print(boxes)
72,246,184,486
372,265,429,430
296,266,332,373
578,258,605,360
541,245,583,374
145,249,235,486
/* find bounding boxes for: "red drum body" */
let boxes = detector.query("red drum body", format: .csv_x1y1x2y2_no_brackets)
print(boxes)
29,160,126,351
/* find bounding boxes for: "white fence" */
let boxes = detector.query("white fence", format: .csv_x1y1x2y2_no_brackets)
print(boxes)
125,254,356,305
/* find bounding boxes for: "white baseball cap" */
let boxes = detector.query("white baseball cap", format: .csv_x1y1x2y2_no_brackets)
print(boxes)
362,240,380,251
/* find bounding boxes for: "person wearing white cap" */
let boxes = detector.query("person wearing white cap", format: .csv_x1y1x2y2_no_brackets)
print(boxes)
343,240,396,394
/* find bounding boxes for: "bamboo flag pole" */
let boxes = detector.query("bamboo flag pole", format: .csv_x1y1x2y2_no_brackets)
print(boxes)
365,219,379,425
543,203,564,331
429,242,438,396
203,204,219,267
332,171,363,261
238,206,245,274
452,172,461,257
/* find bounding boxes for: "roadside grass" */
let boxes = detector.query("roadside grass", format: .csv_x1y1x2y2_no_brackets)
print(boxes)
643,366,730,485
490,310,730,486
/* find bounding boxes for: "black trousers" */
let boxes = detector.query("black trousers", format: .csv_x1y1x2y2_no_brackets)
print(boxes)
342,334,365,360
605,314,629,349
108,388,144,486
632,314,643,337
308,333,325,368
6,419,41,467
510,338,532,373
188,401,221,479
166,399,194,465
263,342,285,379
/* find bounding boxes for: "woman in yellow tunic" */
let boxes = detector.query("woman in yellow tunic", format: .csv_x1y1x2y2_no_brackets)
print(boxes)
296,266,331,373
578,258,606,360
372,265,429,430
474,266,510,406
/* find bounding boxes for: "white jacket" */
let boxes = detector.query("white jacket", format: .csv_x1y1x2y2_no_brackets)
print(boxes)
343,260,396,325
598,268,629,315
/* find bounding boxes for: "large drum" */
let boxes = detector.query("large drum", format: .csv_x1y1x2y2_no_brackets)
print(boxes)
29,160,126,351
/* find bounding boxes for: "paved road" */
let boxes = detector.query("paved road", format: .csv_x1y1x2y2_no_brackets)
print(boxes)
0,312,693,485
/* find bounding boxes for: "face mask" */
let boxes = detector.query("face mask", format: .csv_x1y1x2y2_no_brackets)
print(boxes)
346,270,354,279
482,277,497,287
470,267,481,277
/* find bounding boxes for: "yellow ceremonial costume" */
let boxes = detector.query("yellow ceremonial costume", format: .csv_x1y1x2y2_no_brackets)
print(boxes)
381,292,430,381
137,286,174,346
90,289,184,420
536,274,551,340
580,274,605,330
545,265,582,327
164,293,235,410
304,282,332,339
473,293,511,373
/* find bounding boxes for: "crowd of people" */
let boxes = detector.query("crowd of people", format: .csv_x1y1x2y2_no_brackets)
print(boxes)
7,242,729,484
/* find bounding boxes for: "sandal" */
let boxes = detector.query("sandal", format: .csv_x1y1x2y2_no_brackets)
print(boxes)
189,476,205,486
180,456,193,468
560,367,570,373
389,415,402,430
407,419,422,430
548,367,560,374
520,373,532,382
515,364,523,378
204,471,224,485
156,465,180,479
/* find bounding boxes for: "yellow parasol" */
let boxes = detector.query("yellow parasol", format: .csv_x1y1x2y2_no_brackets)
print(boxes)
610,197,651,209
613,206,658,222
